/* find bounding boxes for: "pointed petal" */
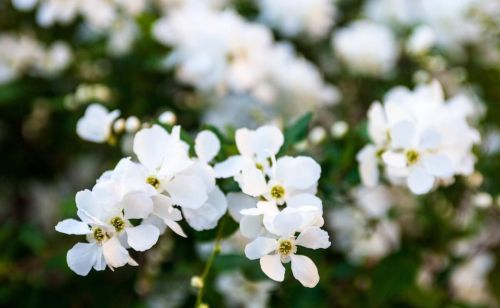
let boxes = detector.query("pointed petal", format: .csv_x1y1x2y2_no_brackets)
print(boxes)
67,242,99,276
260,254,285,282
55,219,90,235
295,227,331,249
195,130,220,163
126,225,160,251
291,255,319,288
165,220,187,237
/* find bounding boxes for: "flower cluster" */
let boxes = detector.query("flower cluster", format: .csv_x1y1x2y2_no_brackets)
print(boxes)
357,80,481,194
58,121,330,288
216,126,331,287
56,123,227,275
152,2,338,109
0,32,72,84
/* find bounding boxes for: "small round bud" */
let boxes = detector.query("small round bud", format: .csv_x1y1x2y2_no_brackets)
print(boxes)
191,276,204,289
125,116,140,133
159,111,177,125
113,118,125,134
309,126,326,144
330,121,348,139
472,192,492,209
198,304,209,308
293,140,308,152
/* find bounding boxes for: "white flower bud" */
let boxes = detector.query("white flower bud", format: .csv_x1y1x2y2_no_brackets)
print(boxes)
472,192,493,209
309,126,326,144
191,276,204,289
125,116,140,133
113,118,125,134
158,111,176,125
330,121,348,138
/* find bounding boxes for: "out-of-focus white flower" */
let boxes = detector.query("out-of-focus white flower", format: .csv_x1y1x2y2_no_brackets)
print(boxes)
363,0,419,26
245,211,330,287
330,121,349,139
309,126,326,144
406,25,436,55
12,0,38,11
216,271,277,308
333,20,399,76
472,192,493,208
76,103,120,143
36,0,80,27
214,126,284,178
113,118,125,133
257,0,335,39
158,111,177,125
450,253,495,305
152,3,336,115
357,81,481,194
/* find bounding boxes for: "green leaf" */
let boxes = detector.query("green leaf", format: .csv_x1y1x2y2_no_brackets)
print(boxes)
280,112,313,155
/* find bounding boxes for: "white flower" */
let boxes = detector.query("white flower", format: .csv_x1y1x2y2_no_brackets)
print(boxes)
214,125,284,178
76,103,120,143
216,271,277,308
244,211,330,287
406,25,436,55
257,0,335,39
382,120,454,194
358,81,481,194
55,183,160,275
332,20,399,76
235,156,321,206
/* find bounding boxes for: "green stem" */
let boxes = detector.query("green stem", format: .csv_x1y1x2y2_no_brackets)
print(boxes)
195,216,226,307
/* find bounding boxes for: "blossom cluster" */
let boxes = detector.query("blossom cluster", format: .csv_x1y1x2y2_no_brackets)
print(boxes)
58,115,330,288
357,80,481,194
215,126,331,287
0,32,72,84
152,2,338,110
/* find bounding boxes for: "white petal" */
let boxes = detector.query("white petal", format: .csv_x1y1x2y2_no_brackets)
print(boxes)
240,215,264,239
195,130,220,163
180,161,216,192
165,220,187,237
423,154,454,178
102,236,129,268
227,193,258,222
276,156,321,190
55,219,90,235
286,194,322,210
382,151,406,168
182,187,227,231
67,242,99,276
295,227,331,249
273,211,302,238
126,225,160,251
245,237,277,260
235,166,267,197
419,128,441,150
122,192,154,219
152,194,181,221
254,126,284,158
357,145,379,187
213,155,245,178
133,125,169,170
390,120,415,149
260,254,285,282
407,167,434,194
291,255,320,288
165,175,208,209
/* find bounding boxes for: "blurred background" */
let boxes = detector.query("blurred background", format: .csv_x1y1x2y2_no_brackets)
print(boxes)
0,0,499,307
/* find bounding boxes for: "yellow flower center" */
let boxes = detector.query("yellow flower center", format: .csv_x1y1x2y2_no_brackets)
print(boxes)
93,227,105,242
278,240,293,255
110,217,125,232
270,185,285,200
146,176,160,189
406,150,420,165
255,163,264,171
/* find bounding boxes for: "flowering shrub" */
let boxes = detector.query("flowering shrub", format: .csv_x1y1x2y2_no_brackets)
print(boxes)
1,0,500,307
